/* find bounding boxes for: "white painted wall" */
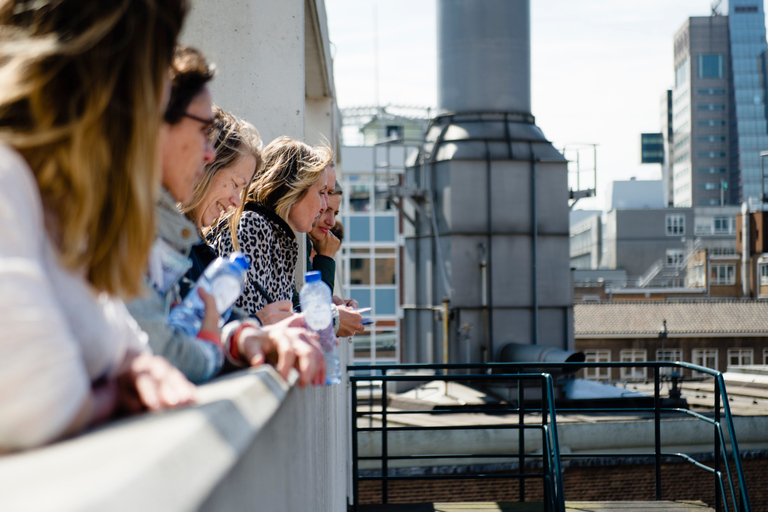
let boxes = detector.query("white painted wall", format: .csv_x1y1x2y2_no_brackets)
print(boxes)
181,0,306,141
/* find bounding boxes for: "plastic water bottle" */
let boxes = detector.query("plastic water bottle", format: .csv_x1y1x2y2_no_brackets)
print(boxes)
168,252,250,337
300,271,341,385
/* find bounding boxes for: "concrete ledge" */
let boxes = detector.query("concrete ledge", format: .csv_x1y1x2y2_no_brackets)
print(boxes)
0,366,299,512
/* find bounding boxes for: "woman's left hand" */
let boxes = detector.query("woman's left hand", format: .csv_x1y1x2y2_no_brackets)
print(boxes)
116,353,197,414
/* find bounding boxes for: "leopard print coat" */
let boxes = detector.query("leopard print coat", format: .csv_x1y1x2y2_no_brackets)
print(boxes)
209,202,298,316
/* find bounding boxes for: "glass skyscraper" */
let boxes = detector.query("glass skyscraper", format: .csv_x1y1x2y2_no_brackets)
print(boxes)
729,0,768,203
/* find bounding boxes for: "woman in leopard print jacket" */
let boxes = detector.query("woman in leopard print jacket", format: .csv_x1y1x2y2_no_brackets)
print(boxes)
210,137,332,317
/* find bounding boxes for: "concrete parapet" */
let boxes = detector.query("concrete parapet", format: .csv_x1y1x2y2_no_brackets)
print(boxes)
0,365,349,512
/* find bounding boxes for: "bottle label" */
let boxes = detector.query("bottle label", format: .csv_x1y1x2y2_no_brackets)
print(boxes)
148,238,192,295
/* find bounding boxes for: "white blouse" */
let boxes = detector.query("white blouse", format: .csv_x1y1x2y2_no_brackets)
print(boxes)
0,143,147,451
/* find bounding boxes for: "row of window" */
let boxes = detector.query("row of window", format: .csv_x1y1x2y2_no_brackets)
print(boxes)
582,348,759,381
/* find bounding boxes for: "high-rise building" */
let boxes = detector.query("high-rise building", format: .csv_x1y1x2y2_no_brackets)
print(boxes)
672,15,731,207
671,2,768,207
728,0,768,203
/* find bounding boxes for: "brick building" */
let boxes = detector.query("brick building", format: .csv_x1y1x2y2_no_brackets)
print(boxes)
574,301,768,381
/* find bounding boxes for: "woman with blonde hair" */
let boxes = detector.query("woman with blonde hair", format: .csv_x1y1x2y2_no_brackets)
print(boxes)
0,0,195,451
211,137,333,318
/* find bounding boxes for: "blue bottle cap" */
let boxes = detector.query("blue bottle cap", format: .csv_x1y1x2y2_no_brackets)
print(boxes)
229,252,250,272
305,270,321,283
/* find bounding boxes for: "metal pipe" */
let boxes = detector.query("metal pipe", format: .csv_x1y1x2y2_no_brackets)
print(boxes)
531,145,539,345
742,202,750,298
485,140,495,360
442,298,450,365
479,242,488,363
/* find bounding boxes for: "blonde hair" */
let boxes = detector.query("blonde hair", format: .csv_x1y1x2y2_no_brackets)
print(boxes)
183,106,263,234
0,0,187,297
230,136,332,235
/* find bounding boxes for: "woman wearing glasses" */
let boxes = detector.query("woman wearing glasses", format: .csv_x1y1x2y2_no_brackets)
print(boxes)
127,53,325,387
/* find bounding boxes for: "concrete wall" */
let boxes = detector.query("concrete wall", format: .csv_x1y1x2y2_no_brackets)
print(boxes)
0,361,351,511
602,208,694,277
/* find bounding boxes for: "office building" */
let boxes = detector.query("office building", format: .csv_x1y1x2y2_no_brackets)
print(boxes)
671,1,768,206
672,15,732,207
728,0,768,203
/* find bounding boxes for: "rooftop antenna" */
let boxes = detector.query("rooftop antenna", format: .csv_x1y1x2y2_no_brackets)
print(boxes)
711,0,722,16
374,2,380,109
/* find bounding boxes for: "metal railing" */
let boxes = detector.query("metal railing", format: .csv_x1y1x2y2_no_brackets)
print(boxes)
348,361,751,512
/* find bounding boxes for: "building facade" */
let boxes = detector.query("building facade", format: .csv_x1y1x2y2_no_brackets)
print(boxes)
672,15,732,207
338,143,417,365
670,3,768,207
728,0,768,203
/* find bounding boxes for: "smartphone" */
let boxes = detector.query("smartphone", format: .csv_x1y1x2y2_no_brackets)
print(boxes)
361,317,373,325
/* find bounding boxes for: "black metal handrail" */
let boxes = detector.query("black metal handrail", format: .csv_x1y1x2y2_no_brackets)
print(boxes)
349,369,565,512
347,361,751,512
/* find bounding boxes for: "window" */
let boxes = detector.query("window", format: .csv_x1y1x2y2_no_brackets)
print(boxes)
697,105,725,111
714,216,735,234
698,89,725,95
763,348,768,365
690,263,705,287
666,214,685,236
709,247,735,256
657,349,682,377
760,263,768,285
698,168,726,174
692,349,718,377
698,152,726,158
620,350,647,381
584,350,611,381
711,264,735,285
698,120,726,126
666,249,684,267
385,125,403,140
698,55,724,79
728,348,753,368
698,136,726,142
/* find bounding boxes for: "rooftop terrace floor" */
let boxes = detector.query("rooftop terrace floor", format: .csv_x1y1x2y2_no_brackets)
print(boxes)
358,500,714,511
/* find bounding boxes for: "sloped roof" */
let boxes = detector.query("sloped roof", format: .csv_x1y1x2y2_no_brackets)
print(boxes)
575,301,768,337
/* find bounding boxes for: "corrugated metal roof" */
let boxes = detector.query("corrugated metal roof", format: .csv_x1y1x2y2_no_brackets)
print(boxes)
575,301,768,336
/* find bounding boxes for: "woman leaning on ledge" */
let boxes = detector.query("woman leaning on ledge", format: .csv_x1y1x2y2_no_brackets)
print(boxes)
0,0,195,452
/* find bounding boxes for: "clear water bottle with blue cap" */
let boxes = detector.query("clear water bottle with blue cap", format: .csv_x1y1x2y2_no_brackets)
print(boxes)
300,270,340,385
168,252,250,337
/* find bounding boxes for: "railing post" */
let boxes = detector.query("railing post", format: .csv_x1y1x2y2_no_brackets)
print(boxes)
654,365,662,501
714,378,722,512
541,377,550,512
351,377,360,512
518,370,525,502
381,369,388,504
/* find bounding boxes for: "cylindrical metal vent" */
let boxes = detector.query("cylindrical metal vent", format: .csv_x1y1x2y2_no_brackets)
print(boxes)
437,0,531,114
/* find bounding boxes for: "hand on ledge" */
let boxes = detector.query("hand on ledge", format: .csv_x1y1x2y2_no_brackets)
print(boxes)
240,316,325,387
116,353,197,414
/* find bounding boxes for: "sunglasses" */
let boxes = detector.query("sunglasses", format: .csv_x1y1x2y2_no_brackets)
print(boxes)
182,112,222,145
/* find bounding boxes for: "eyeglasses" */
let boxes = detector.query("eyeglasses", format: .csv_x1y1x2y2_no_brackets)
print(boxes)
182,112,222,145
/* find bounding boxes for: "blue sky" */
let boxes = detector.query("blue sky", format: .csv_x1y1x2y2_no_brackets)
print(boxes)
325,0,764,210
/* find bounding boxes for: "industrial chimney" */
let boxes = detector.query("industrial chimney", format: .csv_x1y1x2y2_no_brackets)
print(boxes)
400,0,576,365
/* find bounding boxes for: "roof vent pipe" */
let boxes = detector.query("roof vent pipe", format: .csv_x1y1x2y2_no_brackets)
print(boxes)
437,0,531,114
497,342,585,375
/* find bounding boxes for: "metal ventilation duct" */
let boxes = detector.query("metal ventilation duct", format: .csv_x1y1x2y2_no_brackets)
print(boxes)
438,0,531,114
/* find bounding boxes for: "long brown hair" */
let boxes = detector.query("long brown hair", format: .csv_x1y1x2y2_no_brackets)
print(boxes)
236,137,332,224
0,0,188,297
183,106,263,236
